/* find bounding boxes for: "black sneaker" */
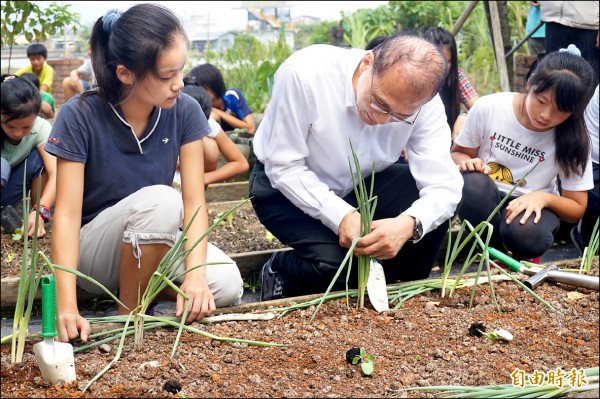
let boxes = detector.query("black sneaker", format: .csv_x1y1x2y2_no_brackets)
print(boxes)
570,226,586,257
1,205,22,234
260,252,286,301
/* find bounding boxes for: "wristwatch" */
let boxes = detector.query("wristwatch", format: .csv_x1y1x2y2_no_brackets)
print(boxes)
412,217,423,242
31,204,51,222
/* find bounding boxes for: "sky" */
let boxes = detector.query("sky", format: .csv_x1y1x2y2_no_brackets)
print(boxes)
62,1,388,29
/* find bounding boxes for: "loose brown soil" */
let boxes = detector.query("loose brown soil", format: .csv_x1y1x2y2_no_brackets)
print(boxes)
1,264,599,398
1,201,599,398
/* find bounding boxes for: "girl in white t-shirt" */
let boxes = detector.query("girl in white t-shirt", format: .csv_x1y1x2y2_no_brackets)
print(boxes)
451,48,595,261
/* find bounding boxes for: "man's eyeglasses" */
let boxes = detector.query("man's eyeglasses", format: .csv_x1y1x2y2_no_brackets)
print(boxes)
368,67,421,125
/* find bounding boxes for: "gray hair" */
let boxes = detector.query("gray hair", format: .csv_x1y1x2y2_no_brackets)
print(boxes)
372,33,448,99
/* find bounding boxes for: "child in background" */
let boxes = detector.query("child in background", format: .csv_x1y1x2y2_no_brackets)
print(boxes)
1,75,57,238
19,73,56,119
423,27,479,142
180,83,249,185
571,84,599,255
44,4,243,344
62,54,97,102
451,47,594,263
15,43,54,94
184,63,256,134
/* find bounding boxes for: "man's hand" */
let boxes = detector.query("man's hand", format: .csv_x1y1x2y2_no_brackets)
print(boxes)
354,215,415,259
338,209,362,248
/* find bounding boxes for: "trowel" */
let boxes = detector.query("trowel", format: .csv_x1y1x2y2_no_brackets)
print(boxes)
33,275,77,385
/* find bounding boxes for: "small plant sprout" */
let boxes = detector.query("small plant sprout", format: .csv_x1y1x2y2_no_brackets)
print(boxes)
485,328,513,342
348,347,376,376
213,211,234,228
265,230,275,243
11,228,22,241
469,322,513,342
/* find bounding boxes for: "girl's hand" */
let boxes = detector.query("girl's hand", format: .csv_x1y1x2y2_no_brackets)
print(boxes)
59,309,91,343
457,157,490,174
25,212,46,238
177,274,216,324
505,191,547,224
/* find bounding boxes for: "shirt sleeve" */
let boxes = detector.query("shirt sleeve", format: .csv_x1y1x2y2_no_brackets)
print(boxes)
34,117,53,147
14,65,32,76
45,101,89,163
207,117,221,138
402,95,464,234
179,94,210,145
458,69,478,105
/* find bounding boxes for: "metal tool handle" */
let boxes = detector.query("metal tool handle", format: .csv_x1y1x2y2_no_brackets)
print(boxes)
546,270,599,291
40,275,57,338
487,247,522,272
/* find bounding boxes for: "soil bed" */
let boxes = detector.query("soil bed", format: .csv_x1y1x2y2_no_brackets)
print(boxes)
1,260,598,398
1,200,598,398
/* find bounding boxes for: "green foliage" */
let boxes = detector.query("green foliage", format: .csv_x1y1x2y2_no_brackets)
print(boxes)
388,1,465,31
208,30,292,114
243,273,260,293
342,13,369,49
1,1,81,71
294,20,338,49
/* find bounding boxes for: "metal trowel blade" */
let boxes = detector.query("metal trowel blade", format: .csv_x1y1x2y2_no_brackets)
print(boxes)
33,338,77,385
366,258,389,312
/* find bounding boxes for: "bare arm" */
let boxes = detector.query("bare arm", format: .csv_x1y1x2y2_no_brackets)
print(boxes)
465,95,480,110
178,139,215,322
52,159,90,342
39,101,55,119
204,131,249,186
212,108,256,134
26,145,57,237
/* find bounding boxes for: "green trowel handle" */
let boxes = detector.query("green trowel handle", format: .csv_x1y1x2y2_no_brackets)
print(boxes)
487,247,522,272
40,275,57,338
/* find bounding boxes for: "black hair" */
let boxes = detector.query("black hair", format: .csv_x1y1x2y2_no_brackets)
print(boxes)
524,50,594,178
372,31,448,101
86,3,187,104
26,43,48,59
365,36,389,51
181,83,212,119
422,27,460,131
184,64,226,98
19,72,41,89
1,76,42,146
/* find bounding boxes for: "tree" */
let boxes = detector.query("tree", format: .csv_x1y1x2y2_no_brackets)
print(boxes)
1,1,80,72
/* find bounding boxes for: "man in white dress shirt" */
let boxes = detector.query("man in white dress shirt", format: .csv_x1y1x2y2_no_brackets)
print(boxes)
250,33,463,301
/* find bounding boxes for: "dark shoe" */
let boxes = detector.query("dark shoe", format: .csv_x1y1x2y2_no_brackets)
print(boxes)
1,205,22,234
570,227,585,257
260,252,286,301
